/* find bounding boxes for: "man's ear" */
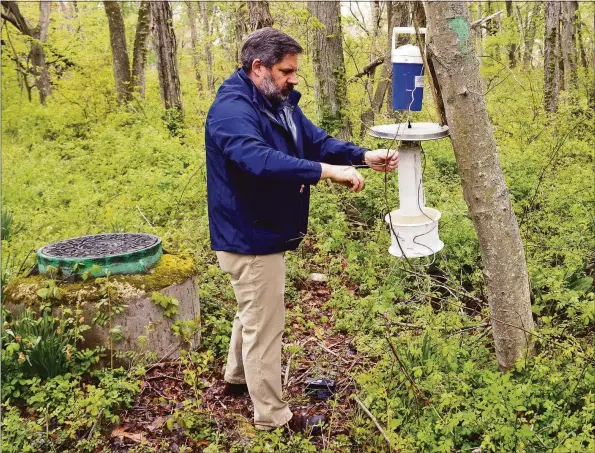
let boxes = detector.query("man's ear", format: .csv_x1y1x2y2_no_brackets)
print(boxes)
251,59,263,78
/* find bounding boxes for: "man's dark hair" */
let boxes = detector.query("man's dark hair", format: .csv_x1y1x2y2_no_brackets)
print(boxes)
241,28,303,72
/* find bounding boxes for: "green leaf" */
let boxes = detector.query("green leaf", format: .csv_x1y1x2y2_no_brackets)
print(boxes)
37,288,51,300
570,276,593,292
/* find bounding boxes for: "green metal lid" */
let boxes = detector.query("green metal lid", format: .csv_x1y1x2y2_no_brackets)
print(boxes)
37,233,162,279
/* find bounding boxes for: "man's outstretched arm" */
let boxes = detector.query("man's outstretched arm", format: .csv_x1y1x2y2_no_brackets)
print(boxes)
207,108,365,191
301,113,398,172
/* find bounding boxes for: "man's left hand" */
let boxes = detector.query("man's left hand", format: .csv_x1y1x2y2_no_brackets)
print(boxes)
364,149,399,172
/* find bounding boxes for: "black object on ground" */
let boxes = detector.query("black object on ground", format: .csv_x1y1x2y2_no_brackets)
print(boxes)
304,377,336,400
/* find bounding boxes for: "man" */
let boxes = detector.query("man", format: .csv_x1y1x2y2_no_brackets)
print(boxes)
205,28,398,432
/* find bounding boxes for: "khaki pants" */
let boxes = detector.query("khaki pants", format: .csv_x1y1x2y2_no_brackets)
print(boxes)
216,251,293,429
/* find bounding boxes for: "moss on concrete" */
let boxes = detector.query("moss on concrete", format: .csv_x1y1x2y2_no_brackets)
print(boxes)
3,254,196,309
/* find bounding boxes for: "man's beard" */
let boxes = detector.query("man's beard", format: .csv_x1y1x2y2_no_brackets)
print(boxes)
259,72,292,104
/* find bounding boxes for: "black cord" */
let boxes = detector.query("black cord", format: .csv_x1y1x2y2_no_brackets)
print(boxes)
411,144,440,261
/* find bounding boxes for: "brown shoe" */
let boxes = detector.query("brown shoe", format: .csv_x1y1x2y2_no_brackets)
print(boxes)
287,411,327,435
222,382,248,396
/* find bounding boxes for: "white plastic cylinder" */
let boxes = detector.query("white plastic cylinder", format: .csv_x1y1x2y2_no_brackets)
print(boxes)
398,143,425,217
385,208,444,258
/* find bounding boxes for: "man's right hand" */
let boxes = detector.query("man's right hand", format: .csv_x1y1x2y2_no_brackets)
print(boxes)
320,163,365,193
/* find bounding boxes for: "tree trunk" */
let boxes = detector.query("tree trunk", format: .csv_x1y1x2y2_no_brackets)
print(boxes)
151,0,183,112
58,1,73,33
2,1,52,104
561,1,578,90
591,11,595,113
475,2,483,56
307,0,351,139
369,0,380,86
371,0,396,115
384,1,409,113
131,0,151,97
199,1,215,94
576,16,588,72
186,2,202,93
505,0,517,68
359,0,381,138
234,3,248,65
522,2,541,67
544,0,561,113
484,1,500,59
413,1,447,126
248,0,273,31
104,1,132,105
424,1,535,372
30,0,51,105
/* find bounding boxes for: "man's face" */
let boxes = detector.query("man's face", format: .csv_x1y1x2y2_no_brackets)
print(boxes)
254,54,299,104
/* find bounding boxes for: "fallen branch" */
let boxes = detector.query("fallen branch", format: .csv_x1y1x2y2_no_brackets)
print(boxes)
86,409,103,440
283,354,292,387
353,396,396,452
471,10,503,29
469,325,493,346
317,339,340,357
146,372,184,382
136,205,157,232
393,321,423,329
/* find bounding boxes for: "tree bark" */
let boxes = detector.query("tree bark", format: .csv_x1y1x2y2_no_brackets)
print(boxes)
576,16,588,72
30,0,51,104
199,1,215,94
522,2,541,67
358,0,381,138
186,2,202,93
1,0,52,104
104,1,132,105
366,0,380,94
58,1,73,33
384,1,409,113
591,11,595,113
475,3,483,56
307,0,351,139
424,1,535,372
560,1,578,90
505,0,517,68
151,0,183,112
248,0,273,31
413,1,447,126
131,0,151,97
234,3,248,65
544,0,561,113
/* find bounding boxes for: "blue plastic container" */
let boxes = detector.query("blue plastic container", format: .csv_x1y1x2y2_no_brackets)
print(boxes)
391,28,426,111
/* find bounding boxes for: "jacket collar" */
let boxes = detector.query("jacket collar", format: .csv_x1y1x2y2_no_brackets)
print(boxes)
236,68,301,111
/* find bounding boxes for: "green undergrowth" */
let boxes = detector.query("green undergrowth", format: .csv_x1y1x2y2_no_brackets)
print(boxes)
2,2,594,451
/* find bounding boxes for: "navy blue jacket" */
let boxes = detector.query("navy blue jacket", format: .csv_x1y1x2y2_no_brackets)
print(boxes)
206,69,367,254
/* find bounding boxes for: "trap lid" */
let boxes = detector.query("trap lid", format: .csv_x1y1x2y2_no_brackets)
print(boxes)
368,122,449,141
37,233,162,279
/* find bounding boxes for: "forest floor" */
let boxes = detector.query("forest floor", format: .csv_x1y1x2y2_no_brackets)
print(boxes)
109,280,376,452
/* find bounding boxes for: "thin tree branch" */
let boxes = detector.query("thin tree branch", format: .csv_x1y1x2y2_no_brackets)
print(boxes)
349,56,384,82
353,396,396,452
1,11,19,31
471,10,504,29
1,1,32,35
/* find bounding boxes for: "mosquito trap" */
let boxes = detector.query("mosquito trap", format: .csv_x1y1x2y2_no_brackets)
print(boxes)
369,27,450,258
